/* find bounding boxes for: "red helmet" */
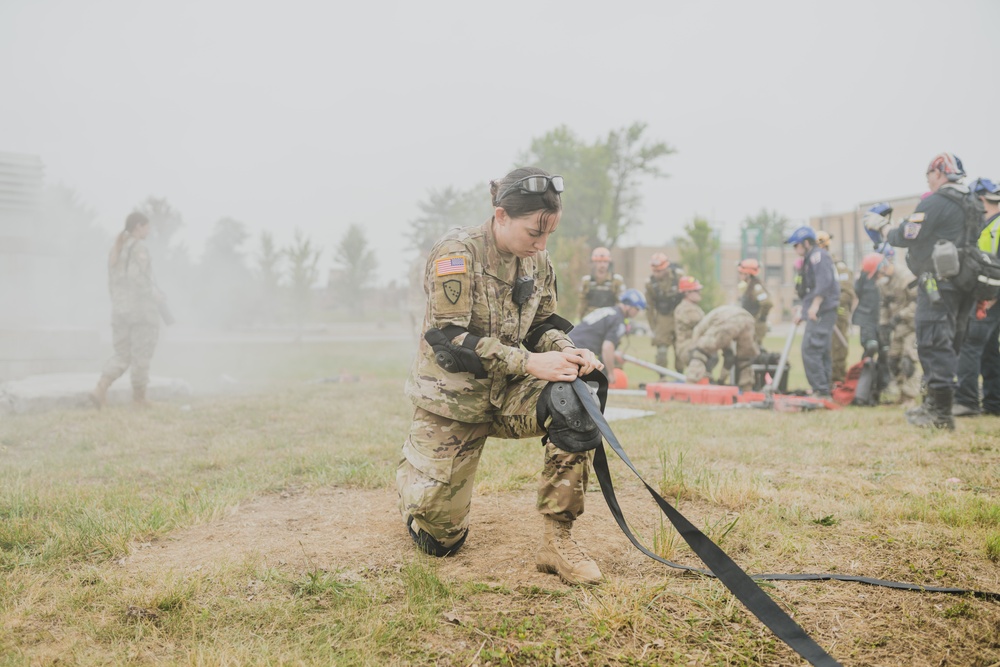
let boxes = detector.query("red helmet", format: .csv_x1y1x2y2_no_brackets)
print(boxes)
591,247,611,262
678,276,703,293
650,252,669,270
737,258,759,276
861,253,886,278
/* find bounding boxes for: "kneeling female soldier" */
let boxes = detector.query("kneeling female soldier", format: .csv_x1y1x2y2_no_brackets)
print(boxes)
398,167,605,585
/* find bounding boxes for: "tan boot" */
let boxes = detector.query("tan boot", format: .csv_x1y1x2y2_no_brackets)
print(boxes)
536,516,602,585
89,376,113,409
132,386,154,408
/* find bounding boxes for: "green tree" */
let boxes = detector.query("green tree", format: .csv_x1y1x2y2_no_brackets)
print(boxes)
740,208,790,281
603,121,675,248
333,224,377,315
283,229,321,336
676,217,721,309
256,231,283,324
198,217,253,328
408,185,489,254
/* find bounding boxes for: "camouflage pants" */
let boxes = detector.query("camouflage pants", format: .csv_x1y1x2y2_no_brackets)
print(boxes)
101,315,160,391
688,319,759,391
651,315,676,367
753,321,768,347
889,327,920,400
397,377,591,549
831,312,850,384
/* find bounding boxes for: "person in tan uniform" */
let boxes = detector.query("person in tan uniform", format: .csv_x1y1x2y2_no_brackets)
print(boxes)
644,252,684,367
672,276,706,371
736,258,772,345
816,231,855,384
578,246,625,320
90,212,163,408
878,257,920,404
684,305,759,391
397,167,606,586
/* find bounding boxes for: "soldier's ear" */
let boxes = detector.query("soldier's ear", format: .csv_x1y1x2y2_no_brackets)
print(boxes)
494,207,509,226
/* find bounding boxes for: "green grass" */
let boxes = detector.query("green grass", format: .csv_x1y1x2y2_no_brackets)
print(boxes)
1,336,999,666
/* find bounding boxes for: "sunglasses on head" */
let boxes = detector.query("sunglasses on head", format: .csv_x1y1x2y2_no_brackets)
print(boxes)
497,175,564,204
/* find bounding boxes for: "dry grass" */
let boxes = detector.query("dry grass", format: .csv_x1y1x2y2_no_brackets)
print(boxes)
1,334,999,666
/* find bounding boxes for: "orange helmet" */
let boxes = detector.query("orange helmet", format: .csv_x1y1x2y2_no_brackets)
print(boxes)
678,276,703,292
815,230,832,250
861,253,886,278
650,252,669,270
591,247,611,262
737,258,760,276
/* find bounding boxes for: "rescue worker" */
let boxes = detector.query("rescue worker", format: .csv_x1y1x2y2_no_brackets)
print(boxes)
788,225,840,399
853,253,884,354
954,178,1000,417
816,231,855,384
673,276,706,371
683,304,759,391
867,152,975,429
644,252,684,368
736,258,772,345
579,246,625,320
90,212,163,408
569,289,646,373
877,252,920,405
398,167,606,586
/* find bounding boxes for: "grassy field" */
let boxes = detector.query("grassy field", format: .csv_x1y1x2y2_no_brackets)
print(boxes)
1,334,999,666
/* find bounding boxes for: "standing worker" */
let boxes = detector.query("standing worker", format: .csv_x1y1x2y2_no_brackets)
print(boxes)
954,178,1000,417
90,212,164,408
736,258,772,345
398,167,607,586
568,289,646,373
816,230,855,384
683,305,759,391
866,152,976,429
788,226,841,399
673,276,706,371
853,253,885,354
644,252,684,368
876,251,921,405
579,246,625,320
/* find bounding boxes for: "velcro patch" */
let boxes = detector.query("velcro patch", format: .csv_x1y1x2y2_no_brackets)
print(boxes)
810,252,822,265
756,292,768,301
903,222,921,239
436,256,467,276
909,212,926,223
442,279,462,304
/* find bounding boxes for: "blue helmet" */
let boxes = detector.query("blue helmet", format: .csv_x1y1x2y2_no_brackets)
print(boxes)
785,226,817,245
620,288,646,309
971,177,999,196
868,202,893,217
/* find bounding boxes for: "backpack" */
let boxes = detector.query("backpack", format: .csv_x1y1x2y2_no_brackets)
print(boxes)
936,187,1000,301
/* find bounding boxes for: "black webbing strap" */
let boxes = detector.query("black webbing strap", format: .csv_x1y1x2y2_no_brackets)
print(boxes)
572,379,1000,667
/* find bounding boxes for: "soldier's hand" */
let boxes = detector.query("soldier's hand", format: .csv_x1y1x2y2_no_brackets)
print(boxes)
527,351,600,383
566,347,604,376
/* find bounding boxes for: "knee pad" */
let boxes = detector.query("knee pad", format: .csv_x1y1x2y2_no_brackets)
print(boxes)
536,372,608,454
900,356,916,379
407,516,467,557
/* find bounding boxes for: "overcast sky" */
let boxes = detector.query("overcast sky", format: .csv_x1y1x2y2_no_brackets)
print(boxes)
3,0,998,286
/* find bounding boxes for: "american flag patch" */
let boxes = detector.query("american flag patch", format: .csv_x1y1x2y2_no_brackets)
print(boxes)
436,256,467,276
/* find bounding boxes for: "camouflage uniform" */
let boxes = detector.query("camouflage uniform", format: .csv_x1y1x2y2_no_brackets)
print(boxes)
684,305,759,391
644,267,684,367
737,275,773,346
398,220,585,550
579,272,625,320
100,237,160,393
880,267,920,402
672,297,705,371
831,258,855,384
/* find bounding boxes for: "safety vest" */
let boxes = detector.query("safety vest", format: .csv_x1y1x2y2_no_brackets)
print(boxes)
978,213,1000,255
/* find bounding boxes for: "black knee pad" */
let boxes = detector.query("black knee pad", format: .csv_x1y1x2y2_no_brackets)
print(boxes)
407,516,466,557
536,371,608,454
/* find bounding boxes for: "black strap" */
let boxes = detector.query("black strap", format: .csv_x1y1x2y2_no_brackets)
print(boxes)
571,379,1000,667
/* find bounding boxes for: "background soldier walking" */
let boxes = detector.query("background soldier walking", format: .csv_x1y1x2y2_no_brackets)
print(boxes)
644,252,684,368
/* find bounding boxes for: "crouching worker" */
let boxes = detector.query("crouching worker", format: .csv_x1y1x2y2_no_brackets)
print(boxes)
684,305,760,391
568,288,646,373
398,167,606,585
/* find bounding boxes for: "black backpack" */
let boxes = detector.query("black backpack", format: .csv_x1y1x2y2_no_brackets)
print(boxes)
936,186,1000,301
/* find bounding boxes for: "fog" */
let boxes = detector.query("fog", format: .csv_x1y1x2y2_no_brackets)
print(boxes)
2,0,999,384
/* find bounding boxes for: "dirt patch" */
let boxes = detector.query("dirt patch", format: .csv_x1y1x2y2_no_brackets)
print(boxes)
124,484,668,586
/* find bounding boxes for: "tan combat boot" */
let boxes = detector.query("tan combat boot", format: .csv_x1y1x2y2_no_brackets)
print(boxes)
89,376,113,409
536,516,602,585
132,386,154,408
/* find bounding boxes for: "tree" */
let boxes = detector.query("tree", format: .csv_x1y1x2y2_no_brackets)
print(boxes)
197,217,254,328
135,196,184,256
603,122,675,248
676,217,721,309
333,224,377,315
283,229,321,335
408,185,488,254
741,208,790,282
255,231,284,324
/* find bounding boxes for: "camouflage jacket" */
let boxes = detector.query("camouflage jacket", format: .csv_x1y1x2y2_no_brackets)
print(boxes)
691,305,753,350
738,275,772,323
579,273,625,319
644,268,684,324
673,298,705,364
834,258,856,316
405,220,574,423
879,268,917,332
108,237,158,324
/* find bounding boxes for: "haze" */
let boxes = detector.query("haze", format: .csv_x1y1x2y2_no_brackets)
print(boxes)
2,0,999,285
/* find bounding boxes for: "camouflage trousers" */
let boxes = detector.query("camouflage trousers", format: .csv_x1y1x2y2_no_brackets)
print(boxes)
651,315,676,367
889,328,920,401
397,377,591,549
831,311,850,384
101,315,160,391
